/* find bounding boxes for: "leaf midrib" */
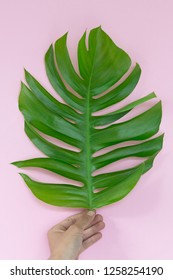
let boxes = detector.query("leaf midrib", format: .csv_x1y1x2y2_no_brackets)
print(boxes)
83,32,98,209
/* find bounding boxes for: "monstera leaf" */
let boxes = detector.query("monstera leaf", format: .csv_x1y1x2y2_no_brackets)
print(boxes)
12,27,163,209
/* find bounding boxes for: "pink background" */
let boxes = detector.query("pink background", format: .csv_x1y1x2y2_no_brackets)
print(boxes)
0,0,173,260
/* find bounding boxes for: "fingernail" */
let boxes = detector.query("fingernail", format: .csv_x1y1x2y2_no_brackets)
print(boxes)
87,210,95,216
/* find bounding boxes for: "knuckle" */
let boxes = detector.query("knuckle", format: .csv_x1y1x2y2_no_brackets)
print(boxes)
97,214,103,221
97,221,105,229
101,221,105,228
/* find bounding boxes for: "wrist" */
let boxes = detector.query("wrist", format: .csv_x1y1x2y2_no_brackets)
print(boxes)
48,254,64,260
48,252,78,260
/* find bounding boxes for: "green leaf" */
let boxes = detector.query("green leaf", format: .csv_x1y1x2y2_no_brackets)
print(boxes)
92,102,162,152
24,69,82,121
92,92,156,126
92,155,157,190
45,45,84,111
14,27,163,209
93,164,144,208
19,83,83,148
91,63,141,112
55,33,87,96
12,158,84,183
93,134,164,170
24,122,81,165
19,173,87,208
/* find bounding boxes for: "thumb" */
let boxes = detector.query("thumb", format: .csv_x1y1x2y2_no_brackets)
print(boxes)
75,210,96,230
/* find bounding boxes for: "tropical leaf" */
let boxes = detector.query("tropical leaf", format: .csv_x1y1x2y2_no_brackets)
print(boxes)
12,27,163,209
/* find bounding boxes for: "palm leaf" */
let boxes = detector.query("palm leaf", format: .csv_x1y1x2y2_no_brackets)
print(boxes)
12,27,163,209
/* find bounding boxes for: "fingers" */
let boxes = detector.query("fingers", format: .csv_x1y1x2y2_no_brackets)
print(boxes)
50,210,88,232
83,221,105,241
85,214,103,229
50,210,104,238
82,232,102,250
75,210,96,230
50,210,99,233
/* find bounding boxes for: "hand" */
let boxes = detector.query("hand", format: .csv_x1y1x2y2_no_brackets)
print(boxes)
47,209,105,260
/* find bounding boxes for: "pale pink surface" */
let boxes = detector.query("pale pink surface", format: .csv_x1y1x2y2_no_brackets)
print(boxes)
0,0,173,260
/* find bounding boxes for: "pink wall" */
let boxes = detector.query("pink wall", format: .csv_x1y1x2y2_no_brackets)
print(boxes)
0,0,173,259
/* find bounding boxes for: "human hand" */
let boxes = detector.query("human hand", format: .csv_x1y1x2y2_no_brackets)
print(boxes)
47,209,105,260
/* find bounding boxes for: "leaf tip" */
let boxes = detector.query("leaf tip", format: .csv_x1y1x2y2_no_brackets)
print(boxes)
24,68,30,80
55,31,68,48
63,31,68,39
151,91,157,98
45,44,53,61
135,62,142,72
19,173,29,181
10,161,17,166
23,67,28,74
47,44,53,52
20,81,25,89
11,161,22,167
157,100,162,112
95,25,102,32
